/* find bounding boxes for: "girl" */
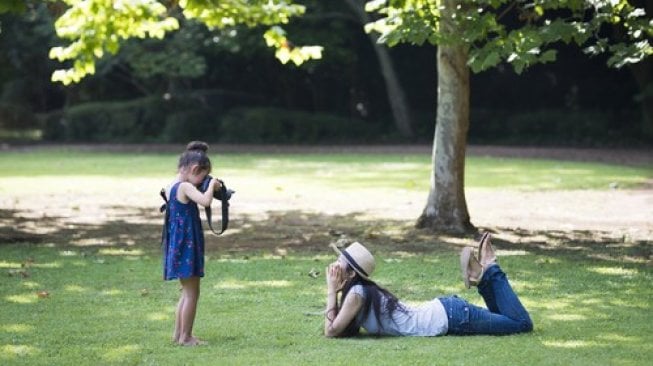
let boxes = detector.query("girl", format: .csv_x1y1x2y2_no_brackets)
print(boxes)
324,234,533,337
163,141,220,346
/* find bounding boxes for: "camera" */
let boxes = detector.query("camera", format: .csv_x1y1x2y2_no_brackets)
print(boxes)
160,175,234,236
199,175,234,201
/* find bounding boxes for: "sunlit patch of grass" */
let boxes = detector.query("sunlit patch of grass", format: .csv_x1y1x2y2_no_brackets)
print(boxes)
100,289,124,296
0,261,22,268
98,248,144,256
1,344,40,358
31,262,62,269
496,249,529,256
548,314,587,321
214,279,293,290
542,340,593,348
146,312,170,321
588,266,638,276
21,281,40,289
527,298,574,310
5,293,37,304
64,285,87,293
215,258,250,264
1,324,34,333
0,150,650,191
102,344,141,362
596,334,642,343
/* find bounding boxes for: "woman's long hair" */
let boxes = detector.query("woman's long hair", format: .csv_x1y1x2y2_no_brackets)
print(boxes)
338,267,407,337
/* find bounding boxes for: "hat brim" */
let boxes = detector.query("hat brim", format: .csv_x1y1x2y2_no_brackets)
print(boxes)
329,243,370,280
329,242,343,256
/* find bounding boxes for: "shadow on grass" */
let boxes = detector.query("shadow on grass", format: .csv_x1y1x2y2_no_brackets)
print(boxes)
1,207,650,264
0,205,651,364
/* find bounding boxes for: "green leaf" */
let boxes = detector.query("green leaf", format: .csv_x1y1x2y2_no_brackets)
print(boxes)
539,49,557,63
481,51,500,70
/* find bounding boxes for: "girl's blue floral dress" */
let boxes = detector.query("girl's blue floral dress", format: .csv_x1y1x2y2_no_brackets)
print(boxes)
163,182,205,280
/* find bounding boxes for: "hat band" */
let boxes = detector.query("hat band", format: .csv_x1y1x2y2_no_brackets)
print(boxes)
342,250,369,277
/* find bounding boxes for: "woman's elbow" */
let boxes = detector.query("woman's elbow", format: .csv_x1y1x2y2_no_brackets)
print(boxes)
324,328,341,338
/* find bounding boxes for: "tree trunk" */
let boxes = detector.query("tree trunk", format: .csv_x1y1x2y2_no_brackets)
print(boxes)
344,0,414,138
416,0,474,234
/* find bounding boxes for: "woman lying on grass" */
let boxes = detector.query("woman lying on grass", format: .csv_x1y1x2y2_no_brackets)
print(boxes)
324,234,533,337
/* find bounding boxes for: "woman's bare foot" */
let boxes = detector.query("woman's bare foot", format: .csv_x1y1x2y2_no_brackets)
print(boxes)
178,336,208,346
460,247,484,289
478,233,497,267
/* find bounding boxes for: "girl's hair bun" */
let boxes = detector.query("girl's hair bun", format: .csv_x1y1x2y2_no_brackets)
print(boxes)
178,140,212,172
186,141,209,153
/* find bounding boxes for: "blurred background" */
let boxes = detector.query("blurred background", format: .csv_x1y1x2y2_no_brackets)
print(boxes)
0,1,650,147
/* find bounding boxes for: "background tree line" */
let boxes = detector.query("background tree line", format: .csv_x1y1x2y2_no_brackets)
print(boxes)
0,1,649,146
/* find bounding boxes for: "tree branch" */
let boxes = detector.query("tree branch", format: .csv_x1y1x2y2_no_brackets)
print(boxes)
497,1,517,21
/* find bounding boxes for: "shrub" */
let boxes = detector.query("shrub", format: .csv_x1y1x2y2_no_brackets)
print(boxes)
41,91,242,142
161,109,220,143
41,110,65,141
219,107,370,143
468,108,644,146
0,103,38,130
42,97,177,142
61,101,137,142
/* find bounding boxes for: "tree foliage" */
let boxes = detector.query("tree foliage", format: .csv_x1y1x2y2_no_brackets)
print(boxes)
365,0,652,73
0,0,27,15
48,0,322,84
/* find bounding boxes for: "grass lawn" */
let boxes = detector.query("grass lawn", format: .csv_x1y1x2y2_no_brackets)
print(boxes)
0,148,652,365
1,244,651,366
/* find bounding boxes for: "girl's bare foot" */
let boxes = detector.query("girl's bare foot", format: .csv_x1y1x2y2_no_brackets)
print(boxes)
179,336,208,346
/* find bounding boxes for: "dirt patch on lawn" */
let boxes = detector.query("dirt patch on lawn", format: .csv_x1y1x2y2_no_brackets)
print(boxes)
1,144,651,263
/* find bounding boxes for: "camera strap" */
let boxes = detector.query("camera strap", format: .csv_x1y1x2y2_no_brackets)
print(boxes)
205,184,230,235
159,189,170,248
159,185,230,236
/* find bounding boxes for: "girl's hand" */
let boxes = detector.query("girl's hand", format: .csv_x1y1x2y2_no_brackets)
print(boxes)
211,178,221,191
326,262,344,292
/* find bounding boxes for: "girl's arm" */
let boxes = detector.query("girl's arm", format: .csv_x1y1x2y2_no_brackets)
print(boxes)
178,179,218,207
324,263,363,337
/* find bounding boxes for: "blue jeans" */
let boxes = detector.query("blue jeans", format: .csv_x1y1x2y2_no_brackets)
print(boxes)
439,265,533,335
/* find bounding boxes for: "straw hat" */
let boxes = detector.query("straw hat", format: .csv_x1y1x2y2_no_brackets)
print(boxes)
330,242,375,279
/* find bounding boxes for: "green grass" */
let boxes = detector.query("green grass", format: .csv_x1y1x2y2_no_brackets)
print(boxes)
0,149,651,190
1,148,651,365
1,244,651,365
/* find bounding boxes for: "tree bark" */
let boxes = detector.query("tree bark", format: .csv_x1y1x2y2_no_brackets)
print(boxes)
416,0,474,234
344,0,414,138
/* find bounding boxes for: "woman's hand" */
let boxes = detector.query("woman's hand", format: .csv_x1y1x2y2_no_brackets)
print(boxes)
326,262,345,292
